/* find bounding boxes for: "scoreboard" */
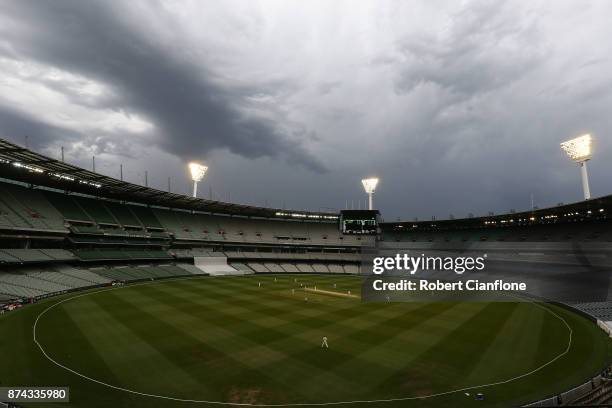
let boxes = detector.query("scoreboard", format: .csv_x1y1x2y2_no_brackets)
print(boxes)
339,210,380,235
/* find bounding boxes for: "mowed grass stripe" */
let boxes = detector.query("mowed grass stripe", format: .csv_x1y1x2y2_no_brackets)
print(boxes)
463,302,549,384
151,277,424,400
287,302,485,397
20,276,606,407
143,276,405,347
143,278,435,360
370,302,520,396
36,302,138,407
285,302,472,360
152,277,367,329
123,280,360,399
62,296,207,397
123,284,292,361
133,281,338,346
87,290,273,400
145,278,352,326
111,284,344,403
0,305,51,386
133,277,493,395
342,303,490,371
141,277,344,323
532,304,574,367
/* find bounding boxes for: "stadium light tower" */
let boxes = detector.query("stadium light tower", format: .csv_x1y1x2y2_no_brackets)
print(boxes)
188,162,208,198
560,134,593,200
361,177,379,210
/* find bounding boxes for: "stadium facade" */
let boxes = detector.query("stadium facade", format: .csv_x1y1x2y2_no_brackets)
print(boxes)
1,137,612,406
0,136,610,304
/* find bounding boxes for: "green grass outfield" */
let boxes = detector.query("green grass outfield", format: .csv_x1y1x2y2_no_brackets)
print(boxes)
1,274,611,408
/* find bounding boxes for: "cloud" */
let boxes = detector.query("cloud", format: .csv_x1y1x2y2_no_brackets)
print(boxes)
0,103,148,162
394,1,544,97
0,105,81,152
0,0,611,217
0,0,326,172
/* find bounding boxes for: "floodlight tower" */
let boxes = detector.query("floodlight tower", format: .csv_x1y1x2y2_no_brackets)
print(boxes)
188,162,208,198
361,177,379,210
560,134,593,200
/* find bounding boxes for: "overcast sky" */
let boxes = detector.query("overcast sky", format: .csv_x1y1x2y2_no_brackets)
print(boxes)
0,0,611,220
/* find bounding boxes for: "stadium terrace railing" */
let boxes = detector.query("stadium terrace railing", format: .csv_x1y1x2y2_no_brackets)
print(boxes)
524,374,607,407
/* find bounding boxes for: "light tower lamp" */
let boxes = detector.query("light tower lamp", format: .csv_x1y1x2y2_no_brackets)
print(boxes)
560,134,593,200
188,162,208,198
361,177,379,210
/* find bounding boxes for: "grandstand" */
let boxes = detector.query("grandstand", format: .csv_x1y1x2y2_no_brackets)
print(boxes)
0,139,367,302
381,196,611,243
0,137,609,303
1,138,612,407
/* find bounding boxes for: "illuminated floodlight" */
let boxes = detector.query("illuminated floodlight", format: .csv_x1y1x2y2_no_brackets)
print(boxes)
560,134,592,162
188,162,208,198
560,134,593,200
361,177,379,210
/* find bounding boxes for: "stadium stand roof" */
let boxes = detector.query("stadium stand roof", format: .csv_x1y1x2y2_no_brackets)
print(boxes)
382,193,612,231
0,138,338,221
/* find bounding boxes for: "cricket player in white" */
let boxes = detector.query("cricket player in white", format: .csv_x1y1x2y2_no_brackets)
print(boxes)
321,336,329,348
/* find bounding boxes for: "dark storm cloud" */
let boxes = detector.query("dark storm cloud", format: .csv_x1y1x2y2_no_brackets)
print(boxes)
366,1,612,219
0,1,326,172
394,1,543,97
0,104,148,163
0,0,611,217
0,106,81,151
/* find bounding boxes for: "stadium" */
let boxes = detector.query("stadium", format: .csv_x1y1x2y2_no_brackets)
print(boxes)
0,136,611,408
2,2,612,407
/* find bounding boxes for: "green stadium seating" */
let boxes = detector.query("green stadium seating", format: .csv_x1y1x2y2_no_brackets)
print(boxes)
73,197,118,225
56,265,111,285
73,249,172,261
0,249,75,264
129,205,164,229
279,263,299,273
0,197,34,229
295,263,315,273
0,184,66,231
247,263,269,273
1,249,53,263
0,251,22,263
104,202,143,227
149,231,170,239
0,182,366,249
39,249,76,261
44,192,92,222
88,264,190,282
70,224,103,234
0,270,70,295
175,263,204,275
228,262,253,273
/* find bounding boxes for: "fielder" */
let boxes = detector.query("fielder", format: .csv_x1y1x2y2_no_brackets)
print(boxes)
321,336,329,348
